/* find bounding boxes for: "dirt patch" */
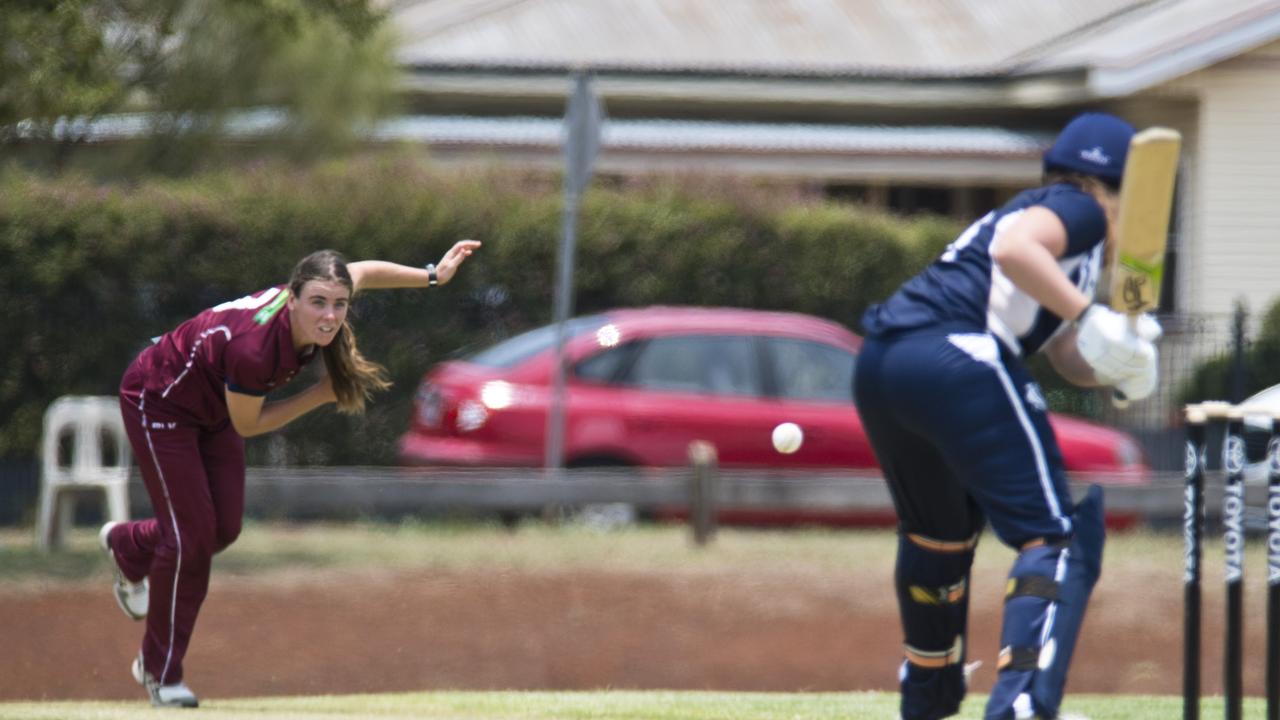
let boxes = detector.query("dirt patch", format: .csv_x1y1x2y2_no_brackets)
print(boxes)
0,556,1268,703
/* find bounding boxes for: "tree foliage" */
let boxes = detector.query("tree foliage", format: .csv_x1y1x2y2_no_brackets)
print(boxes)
0,0,397,171
0,1,121,132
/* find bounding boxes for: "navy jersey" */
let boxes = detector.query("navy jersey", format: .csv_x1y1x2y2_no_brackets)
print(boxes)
861,183,1107,356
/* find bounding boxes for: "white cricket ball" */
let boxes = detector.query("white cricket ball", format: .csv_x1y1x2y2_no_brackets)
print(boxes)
772,422,803,454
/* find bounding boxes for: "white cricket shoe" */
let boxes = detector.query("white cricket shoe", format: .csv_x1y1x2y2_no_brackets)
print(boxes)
98,522,148,621
132,654,199,708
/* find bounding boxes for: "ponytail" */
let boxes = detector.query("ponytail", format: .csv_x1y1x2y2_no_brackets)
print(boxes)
323,321,391,415
289,249,391,415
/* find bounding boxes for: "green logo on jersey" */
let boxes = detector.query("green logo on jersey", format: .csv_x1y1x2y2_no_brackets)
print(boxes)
254,289,290,325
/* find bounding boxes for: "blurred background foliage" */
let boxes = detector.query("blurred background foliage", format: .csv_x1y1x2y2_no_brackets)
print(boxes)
0,0,397,173
0,157,957,464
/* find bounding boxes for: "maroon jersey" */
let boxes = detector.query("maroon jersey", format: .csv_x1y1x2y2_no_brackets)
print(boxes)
122,286,316,428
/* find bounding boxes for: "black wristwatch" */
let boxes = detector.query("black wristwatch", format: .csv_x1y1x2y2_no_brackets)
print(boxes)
424,263,438,286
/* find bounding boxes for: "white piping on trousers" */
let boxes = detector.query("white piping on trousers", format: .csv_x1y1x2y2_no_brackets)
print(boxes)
947,333,1072,535
130,327,232,684
137,390,183,685
134,325,231,683
1038,546,1071,662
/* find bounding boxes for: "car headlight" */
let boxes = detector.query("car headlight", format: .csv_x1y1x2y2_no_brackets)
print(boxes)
480,380,514,410
456,400,488,433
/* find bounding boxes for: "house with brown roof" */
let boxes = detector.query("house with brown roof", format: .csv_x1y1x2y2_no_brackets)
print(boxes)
387,0,1280,332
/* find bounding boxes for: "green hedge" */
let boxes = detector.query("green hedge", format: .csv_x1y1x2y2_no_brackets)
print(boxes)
1177,299,1280,405
0,156,957,464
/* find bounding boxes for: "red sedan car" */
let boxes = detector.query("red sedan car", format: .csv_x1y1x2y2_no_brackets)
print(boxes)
398,306,1149,525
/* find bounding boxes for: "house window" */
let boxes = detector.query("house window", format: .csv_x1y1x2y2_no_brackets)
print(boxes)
825,183,1005,220
888,185,953,216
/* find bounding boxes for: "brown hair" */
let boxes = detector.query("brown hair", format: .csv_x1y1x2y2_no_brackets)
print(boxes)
289,250,391,414
1043,171,1118,204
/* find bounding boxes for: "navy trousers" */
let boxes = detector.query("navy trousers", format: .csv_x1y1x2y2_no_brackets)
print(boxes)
854,328,1075,547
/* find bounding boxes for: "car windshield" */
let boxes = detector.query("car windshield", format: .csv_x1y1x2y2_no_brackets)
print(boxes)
466,315,610,369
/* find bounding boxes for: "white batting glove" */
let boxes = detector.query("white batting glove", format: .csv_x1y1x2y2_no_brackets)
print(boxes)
1105,312,1161,404
1112,347,1159,401
1074,305,1158,381
1134,313,1163,343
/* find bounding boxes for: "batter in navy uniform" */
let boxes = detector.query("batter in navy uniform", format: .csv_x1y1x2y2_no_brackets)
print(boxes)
99,240,480,707
853,113,1162,720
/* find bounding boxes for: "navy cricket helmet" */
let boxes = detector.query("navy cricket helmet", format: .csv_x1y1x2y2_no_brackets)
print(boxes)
1042,112,1136,188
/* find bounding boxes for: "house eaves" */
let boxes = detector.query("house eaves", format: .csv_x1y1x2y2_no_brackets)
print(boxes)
375,115,1050,155
401,68,1096,111
373,115,1049,182
23,110,1050,182
1015,0,1280,97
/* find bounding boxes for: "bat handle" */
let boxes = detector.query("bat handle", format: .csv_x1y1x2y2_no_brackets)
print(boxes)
1110,314,1140,409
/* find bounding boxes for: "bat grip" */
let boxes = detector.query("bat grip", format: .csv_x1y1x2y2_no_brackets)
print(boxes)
1110,315,1139,409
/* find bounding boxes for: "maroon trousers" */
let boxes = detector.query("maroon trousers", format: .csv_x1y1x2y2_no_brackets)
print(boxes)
112,374,245,686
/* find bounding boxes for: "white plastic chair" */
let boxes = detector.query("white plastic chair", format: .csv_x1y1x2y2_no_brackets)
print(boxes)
36,396,132,551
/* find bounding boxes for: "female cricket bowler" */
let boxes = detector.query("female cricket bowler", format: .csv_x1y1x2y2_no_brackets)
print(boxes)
853,113,1160,720
98,239,480,707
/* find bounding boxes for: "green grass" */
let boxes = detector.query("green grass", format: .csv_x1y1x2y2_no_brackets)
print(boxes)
0,689,1257,719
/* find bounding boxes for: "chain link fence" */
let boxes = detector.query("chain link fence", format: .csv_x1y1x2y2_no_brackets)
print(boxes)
1042,307,1261,473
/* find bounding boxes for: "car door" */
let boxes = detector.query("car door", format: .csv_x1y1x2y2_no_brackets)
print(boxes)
760,336,877,468
610,334,774,466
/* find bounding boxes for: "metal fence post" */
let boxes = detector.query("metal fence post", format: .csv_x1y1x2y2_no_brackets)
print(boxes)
1230,299,1248,404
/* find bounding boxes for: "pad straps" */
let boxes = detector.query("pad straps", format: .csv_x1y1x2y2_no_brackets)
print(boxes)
1005,575,1060,602
905,636,965,669
997,646,1043,672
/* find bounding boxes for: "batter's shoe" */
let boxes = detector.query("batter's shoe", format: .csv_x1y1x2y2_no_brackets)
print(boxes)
98,522,148,621
132,654,199,708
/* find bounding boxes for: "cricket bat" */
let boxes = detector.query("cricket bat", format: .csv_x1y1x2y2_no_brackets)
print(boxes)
1108,126,1182,407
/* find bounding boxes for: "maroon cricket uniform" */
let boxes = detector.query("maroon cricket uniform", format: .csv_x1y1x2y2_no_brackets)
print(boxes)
107,285,316,685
